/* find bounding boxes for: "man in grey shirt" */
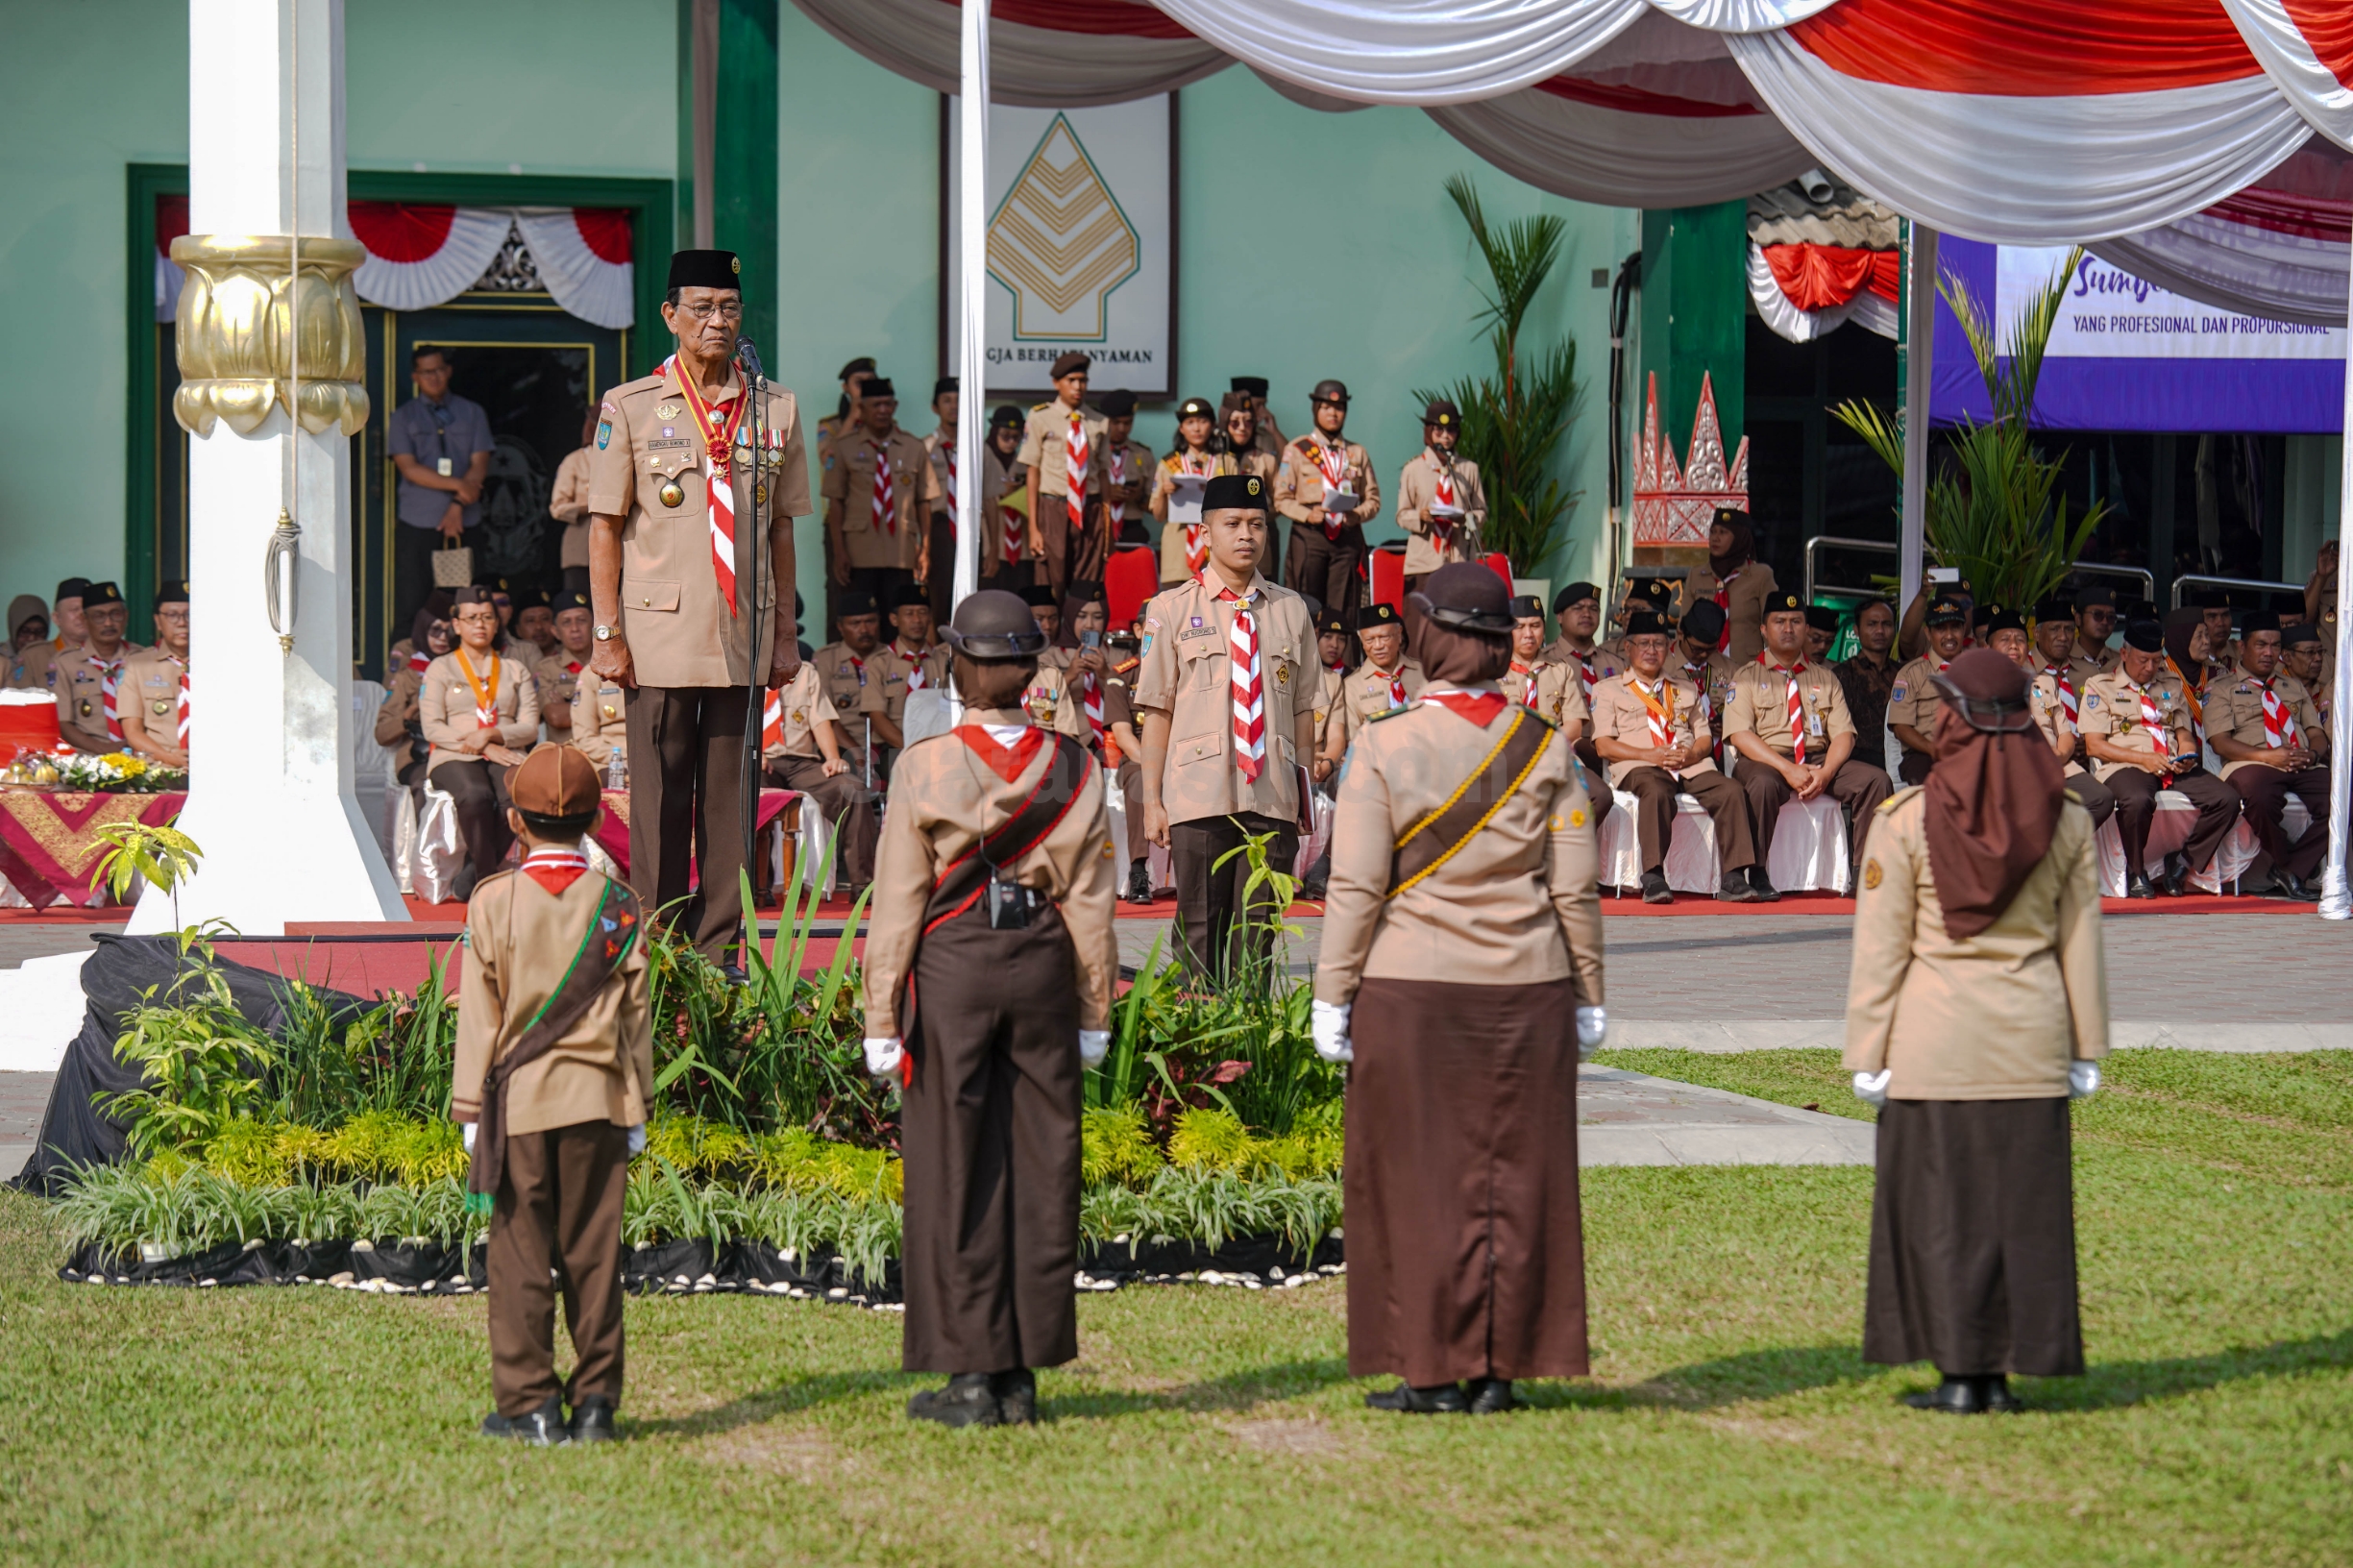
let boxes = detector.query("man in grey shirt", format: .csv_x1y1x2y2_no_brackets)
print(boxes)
389,345,496,633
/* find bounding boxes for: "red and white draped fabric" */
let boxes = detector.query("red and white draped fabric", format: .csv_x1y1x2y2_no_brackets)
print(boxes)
795,0,1227,106
1748,240,1900,340
2091,138,2353,326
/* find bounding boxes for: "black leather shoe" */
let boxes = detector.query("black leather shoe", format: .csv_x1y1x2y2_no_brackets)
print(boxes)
1902,1377,1988,1414
2125,872,2157,900
720,964,749,986
1975,1375,2022,1412
568,1393,617,1443
908,1373,1001,1429
990,1368,1038,1426
453,866,481,904
1464,1378,1519,1414
1125,861,1154,905
2161,851,2190,896
1365,1381,1468,1414
1716,870,1763,903
480,1393,570,1444
2271,871,2321,901
1640,870,1673,905
1748,865,1781,902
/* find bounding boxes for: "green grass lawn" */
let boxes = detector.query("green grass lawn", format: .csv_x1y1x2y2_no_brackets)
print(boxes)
5,1050,2348,1567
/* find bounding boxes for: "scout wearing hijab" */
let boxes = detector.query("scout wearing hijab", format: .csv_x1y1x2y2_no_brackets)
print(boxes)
977,404,1035,592
1845,649,2106,1416
1313,562,1606,1416
1722,590,1894,898
1590,611,1762,904
379,604,451,786
1393,399,1486,598
1685,508,1777,666
1152,397,1223,588
2078,619,2241,898
1219,391,1287,582
2024,596,2116,829
1274,380,1381,630
1321,601,1424,764
1095,389,1154,547
422,586,543,899
1018,352,1108,603
3,594,49,683
2203,609,2331,900
9,585,63,690
454,744,651,1446
1888,595,1972,786
823,377,939,614
2071,585,2120,680
760,654,880,896
1135,472,1319,982
53,581,145,754
118,580,191,769
536,589,595,743
922,376,961,625
1230,376,1287,460
586,248,807,959
860,590,1118,1429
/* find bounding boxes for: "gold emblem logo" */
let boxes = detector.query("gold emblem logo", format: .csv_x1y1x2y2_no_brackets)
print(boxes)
988,114,1140,339
1568,809,1586,828
656,403,681,420
1862,858,1883,890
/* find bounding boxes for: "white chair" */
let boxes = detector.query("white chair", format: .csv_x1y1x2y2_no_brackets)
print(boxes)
349,680,396,862
407,780,466,906
1597,787,1850,895
2094,790,2296,896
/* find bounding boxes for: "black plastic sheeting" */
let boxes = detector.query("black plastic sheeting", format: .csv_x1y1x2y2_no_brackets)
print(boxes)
59,1232,1345,1306
12,936,370,1197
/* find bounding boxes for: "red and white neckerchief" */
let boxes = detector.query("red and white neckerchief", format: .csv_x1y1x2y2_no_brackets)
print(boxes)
1766,656,1809,766
1078,667,1106,743
1679,657,1718,758
2128,678,2173,772
1377,663,1407,709
1509,659,1539,708
870,438,897,535
407,647,430,674
1107,446,1129,531
1421,687,1507,725
162,654,188,748
2257,677,2302,747
896,643,929,691
665,355,748,614
761,691,786,751
1315,438,1349,540
1632,675,1677,750
1064,411,1091,539
1174,451,1213,577
938,435,957,511
1573,650,1599,707
1216,585,1265,781
956,723,1046,783
86,651,125,742
1429,452,1458,542
520,845,591,897
1712,568,1741,653
2042,663,2078,728
456,648,503,728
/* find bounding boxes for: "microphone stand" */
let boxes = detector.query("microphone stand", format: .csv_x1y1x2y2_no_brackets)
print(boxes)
733,337,769,971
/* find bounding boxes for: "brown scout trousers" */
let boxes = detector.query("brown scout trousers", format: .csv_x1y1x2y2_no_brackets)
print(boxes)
2227,762,2330,879
1287,523,1365,627
487,1120,630,1418
765,754,881,888
1731,752,1893,870
1037,497,1107,606
625,684,749,960
1171,811,1298,985
900,905,1084,1376
2106,767,2240,877
1618,765,1757,874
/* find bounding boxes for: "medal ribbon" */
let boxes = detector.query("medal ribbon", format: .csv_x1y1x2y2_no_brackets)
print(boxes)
1317,439,1348,541
456,648,502,729
1065,414,1090,541
871,439,896,536
666,355,748,615
1634,676,1677,750
2259,678,2300,747
1217,586,1265,782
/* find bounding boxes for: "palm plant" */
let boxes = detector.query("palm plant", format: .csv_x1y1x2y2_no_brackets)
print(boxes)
1413,174,1582,575
1832,249,2104,610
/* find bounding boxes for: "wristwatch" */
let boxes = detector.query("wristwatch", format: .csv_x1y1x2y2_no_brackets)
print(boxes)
595,624,621,642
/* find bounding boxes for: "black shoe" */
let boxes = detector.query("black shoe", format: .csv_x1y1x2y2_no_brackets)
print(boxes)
1640,870,1673,905
1124,861,1155,906
1464,1378,1519,1414
1902,1376,1990,1415
2271,871,2322,902
1716,870,1763,903
1748,865,1781,902
720,964,749,986
2125,872,2157,900
568,1393,617,1443
908,1373,1001,1429
2161,851,2190,896
480,1393,570,1444
1365,1381,1468,1414
453,866,482,904
990,1368,1038,1426
1975,1375,2022,1413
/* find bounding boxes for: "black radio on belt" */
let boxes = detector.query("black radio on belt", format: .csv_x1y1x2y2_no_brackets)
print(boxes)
985,867,1045,930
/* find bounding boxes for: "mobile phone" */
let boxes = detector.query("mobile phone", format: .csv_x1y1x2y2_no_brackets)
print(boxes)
1927,567,1960,585
1081,629,1102,649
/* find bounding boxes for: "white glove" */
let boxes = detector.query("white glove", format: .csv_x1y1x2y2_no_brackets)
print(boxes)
1311,999,1353,1064
461,1122,476,1155
1852,1068,1893,1107
1575,1006,1607,1058
625,1123,647,1155
1078,1029,1111,1066
2068,1061,2101,1099
864,1036,905,1078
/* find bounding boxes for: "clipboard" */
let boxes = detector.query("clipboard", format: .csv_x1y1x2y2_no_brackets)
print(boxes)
1167,472,1206,526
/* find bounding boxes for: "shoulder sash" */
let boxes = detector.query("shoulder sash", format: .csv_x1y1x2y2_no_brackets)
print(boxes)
1386,706,1553,897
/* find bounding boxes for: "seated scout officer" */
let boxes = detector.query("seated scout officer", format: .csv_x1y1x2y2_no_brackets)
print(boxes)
1675,600,1740,762
537,589,595,745
118,580,190,769
859,589,1119,1429
2281,618,2330,723
2071,584,2121,680
2202,609,2330,900
1589,611,1762,903
1135,472,1319,982
2078,619,2241,898
823,377,940,612
760,659,879,897
1603,576,1677,662
1394,399,1486,601
567,665,630,783
1321,601,1424,766
422,586,543,900
1802,602,1840,664
879,582,950,703
454,743,652,1446
2023,600,2117,829
811,590,896,773
54,580,145,754
1888,594,1971,785
1981,604,2031,668
1722,591,1894,898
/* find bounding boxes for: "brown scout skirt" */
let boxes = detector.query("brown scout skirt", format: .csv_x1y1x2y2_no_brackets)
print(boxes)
1344,975,1589,1385
1865,1096,2084,1377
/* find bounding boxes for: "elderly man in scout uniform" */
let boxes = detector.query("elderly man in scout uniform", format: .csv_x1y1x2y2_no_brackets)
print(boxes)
1321,601,1424,766
566,663,630,784
860,589,1119,1429
2203,609,2331,900
1591,611,1761,904
1722,590,1894,898
760,654,879,897
811,590,895,780
117,580,191,769
422,587,543,899
1394,400,1485,604
2282,618,2331,723
1136,472,1319,983
2078,619,2240,898
585,247,807,961
2023,596,2116,829
1888,594,1972,786
535,589,595,746
823,377,938,619
1845,649,2106,1416
1274,380,1380,630
52,581,145,754
921,375,961,625
1018,352,1108,604
1685,508,1777,666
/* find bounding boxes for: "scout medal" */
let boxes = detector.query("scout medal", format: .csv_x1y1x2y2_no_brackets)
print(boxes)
1316,438,1348,541
666,354,748,613
456,647,502,728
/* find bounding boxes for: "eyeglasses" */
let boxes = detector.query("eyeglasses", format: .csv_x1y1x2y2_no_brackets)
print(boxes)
675,301,744,323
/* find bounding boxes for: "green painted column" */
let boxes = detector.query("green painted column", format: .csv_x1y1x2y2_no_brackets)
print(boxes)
676,0,780,360
1638,202,1747,474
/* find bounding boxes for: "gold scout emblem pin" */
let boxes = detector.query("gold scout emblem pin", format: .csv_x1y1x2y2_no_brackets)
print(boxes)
1862,858,1883,890
1568,808,1586,828
656,403,681,420
78,699,93,717
151,699,170,715
658,479,686,508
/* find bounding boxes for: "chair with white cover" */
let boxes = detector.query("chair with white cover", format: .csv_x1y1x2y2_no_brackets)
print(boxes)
1597,788,1850,895
349,680,395,862
2093,789,2290,895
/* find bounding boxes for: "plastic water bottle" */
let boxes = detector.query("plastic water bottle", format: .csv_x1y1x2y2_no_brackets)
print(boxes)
606,742,627,792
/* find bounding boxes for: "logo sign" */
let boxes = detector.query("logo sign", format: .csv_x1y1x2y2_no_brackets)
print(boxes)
945,96,1176,399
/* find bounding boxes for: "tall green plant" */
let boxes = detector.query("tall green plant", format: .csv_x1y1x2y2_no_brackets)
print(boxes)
1832,249,2104,610
1413,174,1581,575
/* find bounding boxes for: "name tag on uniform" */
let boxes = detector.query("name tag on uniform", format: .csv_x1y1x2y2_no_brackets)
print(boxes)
648,438,690,452
1807,708,1826,738
1179,623,1216,643
436,457,453,478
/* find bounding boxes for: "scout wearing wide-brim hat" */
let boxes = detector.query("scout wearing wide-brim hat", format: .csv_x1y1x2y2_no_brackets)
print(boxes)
1421,399,1459,431
1311,379,1350,407
942,588,1051,661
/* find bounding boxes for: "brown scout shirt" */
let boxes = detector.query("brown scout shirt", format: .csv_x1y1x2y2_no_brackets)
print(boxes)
1588,671,1715,787
453,864,653,1137
535,651,588,738
1684,561,1779,667
1845,788,2106,1098
1324,656,1427,758
569,675,629,771
2077,667,2194,782
823,424,941,573
877,638,951,711
1394,450,1487,574
1516,659,1589,736
54,642,150,754
976,447,1034,580
1272,433,1381,530
810,643,891,730
1676,649,1740,743
1016,400,1107,502
1101,437,1156,536
1721,656,1854,760
860,710,1121,1037
117,648,187,760
586,361,810,689
2202,666,2325,778
1314,692,1605,999
1886,654,1951,755
762,662,839,761
550,446,593,570
2029,667,2092,775
1133,574,1318,826
418,648,541,773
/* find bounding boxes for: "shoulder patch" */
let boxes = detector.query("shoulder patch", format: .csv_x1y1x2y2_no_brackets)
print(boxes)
1876,785,1924,816
1364,703,1413,724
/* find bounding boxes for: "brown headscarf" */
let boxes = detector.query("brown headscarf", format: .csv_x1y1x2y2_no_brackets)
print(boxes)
1922,649,2065,939
1406,578,1513,685
1707,508,1754,579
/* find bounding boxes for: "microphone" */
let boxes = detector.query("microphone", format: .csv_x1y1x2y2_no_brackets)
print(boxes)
735,337,765,382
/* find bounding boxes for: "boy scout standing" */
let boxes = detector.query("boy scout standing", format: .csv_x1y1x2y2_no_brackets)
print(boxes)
587,249,806,961
1096,389,1155,546
2078,620,2240,898
1274,380,1380,628
860,590,1119,1428
118,580,190,769
1019,352,1107,603
1136,473,1319,983
1590,611,1761,903
823,378,938,617
1394,400,1485,605
456,744,652,1445
2201,609,2330,900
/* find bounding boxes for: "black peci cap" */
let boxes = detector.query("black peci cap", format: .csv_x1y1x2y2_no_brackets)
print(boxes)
1316,612,1349,637
1020,583,1061,608
933,375,958,400
1983,608,2026,635
861,379,896,401
1625,611,1672,639
1360,601,1403,628
1510,595,1545,620
2033,596,2073,621
1924,595,1970,627
555,589,592,614
1203,472,1268,513
154,579,189,607
667,249,742,292
1803,603,1840,633
887,582,929,611
1553,581,1600,613
2074,583,2116,610
835,590,879,619
2241,609,2282,636
55,576,89,603
1097,388,1137,419
1229,377,1269,399
82,580,125,608
1761,590,1804,617
2120,619,2165,652
1680,600,1726,642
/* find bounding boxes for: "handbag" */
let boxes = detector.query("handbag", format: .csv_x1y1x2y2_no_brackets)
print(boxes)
430,535,475,589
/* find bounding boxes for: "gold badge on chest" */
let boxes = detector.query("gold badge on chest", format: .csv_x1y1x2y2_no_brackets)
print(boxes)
656,403,681,420
658,478,686,508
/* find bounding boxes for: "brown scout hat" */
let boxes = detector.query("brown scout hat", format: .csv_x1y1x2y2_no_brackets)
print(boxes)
510,743,601,818
1413,561,1515,634
1311,379,1350,407
944,589,1049,662
1050,351,1091,380
1421,399,1460,429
